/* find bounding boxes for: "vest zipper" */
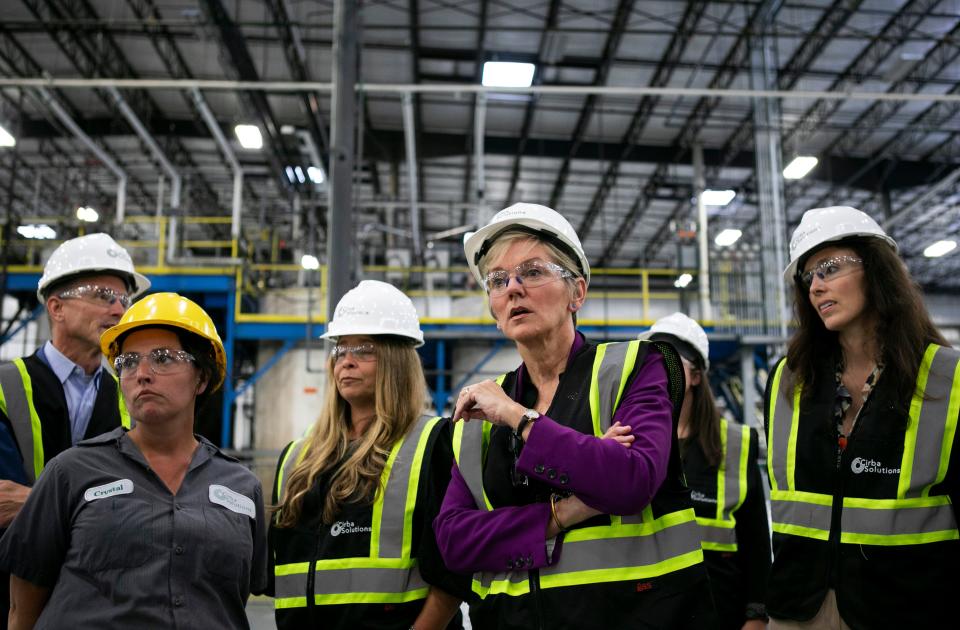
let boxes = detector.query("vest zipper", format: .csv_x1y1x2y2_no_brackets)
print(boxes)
529,568,544,630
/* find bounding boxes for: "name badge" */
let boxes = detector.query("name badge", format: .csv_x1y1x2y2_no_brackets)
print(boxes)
208,484,256,519
84,479,134,502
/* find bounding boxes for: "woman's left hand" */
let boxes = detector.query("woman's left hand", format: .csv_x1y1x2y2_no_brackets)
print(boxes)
453,380,526,430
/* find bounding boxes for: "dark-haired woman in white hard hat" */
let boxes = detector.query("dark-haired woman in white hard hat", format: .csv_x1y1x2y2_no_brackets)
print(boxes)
270,280,463,630
433,203,715,629
765,206,959,629
643,312,771,629
0,293,267,629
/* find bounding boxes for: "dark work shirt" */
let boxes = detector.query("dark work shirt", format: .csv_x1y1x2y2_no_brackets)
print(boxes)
0,427,268,629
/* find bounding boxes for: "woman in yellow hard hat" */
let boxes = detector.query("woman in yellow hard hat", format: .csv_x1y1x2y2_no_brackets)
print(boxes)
0,292,268,629
270,280,462,630
766,206,959,628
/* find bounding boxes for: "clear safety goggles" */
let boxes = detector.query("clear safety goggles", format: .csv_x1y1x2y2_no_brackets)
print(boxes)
799,255,863,289
58,284,132,309
484,259,572,296
114,348,196,380
331,343,377,363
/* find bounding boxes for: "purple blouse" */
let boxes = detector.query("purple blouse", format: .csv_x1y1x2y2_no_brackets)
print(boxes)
433,333,674,574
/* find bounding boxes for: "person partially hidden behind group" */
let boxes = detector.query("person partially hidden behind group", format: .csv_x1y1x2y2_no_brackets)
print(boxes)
270,280,463,630
765,206,959,629
642,312,771,629
0,292,268,629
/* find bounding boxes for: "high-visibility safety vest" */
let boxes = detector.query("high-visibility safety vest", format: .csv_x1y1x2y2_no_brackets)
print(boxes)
767,343,960,546
695,418,752,552
453,340,704,599
0,357,131,483
273,415,442,608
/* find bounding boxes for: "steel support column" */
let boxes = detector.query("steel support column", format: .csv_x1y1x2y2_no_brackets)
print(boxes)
750,16,788,337
327,0,358,314
692,145,712,321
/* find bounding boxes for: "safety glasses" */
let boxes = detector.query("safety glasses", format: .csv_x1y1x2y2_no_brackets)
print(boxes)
58,284,132,309
800,256,863,289
114,348,196,380
484,259,572,296
331,343,377,363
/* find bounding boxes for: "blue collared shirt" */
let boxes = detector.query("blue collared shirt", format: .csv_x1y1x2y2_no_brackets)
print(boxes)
39,341,103,445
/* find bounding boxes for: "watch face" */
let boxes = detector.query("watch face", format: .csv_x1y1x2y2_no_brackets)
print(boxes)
524,409,540,421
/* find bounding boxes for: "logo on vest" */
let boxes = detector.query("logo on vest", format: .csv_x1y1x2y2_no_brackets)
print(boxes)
850,457,900,475
330,520,372,537
208,484,256,518
84,479,134,501
690,490,718,504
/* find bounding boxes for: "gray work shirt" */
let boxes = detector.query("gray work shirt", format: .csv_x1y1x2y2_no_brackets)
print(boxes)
0,427,268,629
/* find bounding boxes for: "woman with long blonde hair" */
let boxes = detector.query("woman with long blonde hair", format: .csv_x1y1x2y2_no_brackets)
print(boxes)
270,280,462,630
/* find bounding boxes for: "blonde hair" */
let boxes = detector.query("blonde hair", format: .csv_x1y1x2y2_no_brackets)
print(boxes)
274,337,428,526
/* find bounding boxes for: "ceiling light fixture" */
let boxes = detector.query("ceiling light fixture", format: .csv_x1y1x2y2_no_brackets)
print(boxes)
76,206,99,222
0,124,15,148
234,124,263,149
701,189,736,206
307,166,325,185
482,61,536,88
674,273,693,289
293,166,306,184
783,156,819,180
17,224,56,239
923,240,957,258
300,254,320,270
714,228,743,247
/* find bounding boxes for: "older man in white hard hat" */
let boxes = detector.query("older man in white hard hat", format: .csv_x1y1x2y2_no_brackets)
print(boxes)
0,233,150,519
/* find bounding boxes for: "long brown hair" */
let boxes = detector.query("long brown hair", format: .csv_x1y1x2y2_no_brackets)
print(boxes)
274,337,428,526
786,236,947,403
687,372,724,467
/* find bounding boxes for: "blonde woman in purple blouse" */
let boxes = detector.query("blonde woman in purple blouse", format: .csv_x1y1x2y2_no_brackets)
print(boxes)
432,204,714,629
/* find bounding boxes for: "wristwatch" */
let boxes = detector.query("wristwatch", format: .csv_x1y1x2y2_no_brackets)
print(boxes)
515,408,540,437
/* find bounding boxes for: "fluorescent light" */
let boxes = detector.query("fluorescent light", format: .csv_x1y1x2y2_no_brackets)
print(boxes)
924,240,957,258
307,166,325,184
701,189,736,206
715,228,742,247
783,156,819,180
482,61,536,88
293,166,306,184
234,124,262,149
76,206,99,222
17,224,56,239
285,166,296,183
674,273,693,289
0,124,15,147
300,254,320,270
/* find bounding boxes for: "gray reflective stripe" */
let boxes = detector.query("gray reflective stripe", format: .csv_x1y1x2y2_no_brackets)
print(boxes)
475,568,529,589
698,523,738,546
769,361,793,492
595,342,637,434
378,415,435,557
842,502,957,537
274,570,308,600
314,564,427,595
771,496,832,536
540,519,703,578
0,361,36,484
905,346,960,498
720,419,747,521
457,418,487,510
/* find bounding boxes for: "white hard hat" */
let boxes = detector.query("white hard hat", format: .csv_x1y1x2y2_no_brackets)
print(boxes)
784,206,897,283
639,312,709,369
320,280,424,347
37,233,150,301
463,202,590,286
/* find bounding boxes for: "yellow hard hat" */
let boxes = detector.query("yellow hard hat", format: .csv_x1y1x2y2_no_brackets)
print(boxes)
100,292,226,391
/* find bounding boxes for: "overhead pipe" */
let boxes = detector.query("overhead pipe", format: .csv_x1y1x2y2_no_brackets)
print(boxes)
474,92,489,226
692,144,712,321
36,87,127,223
12,78,960,105
107,86,181,210
401,92,423,257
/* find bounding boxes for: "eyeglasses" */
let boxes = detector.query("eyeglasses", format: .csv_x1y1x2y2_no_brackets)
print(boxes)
58,285,132,310
800,256,864,289
114,348,196,380
484,259,572,296
331,343,377,363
